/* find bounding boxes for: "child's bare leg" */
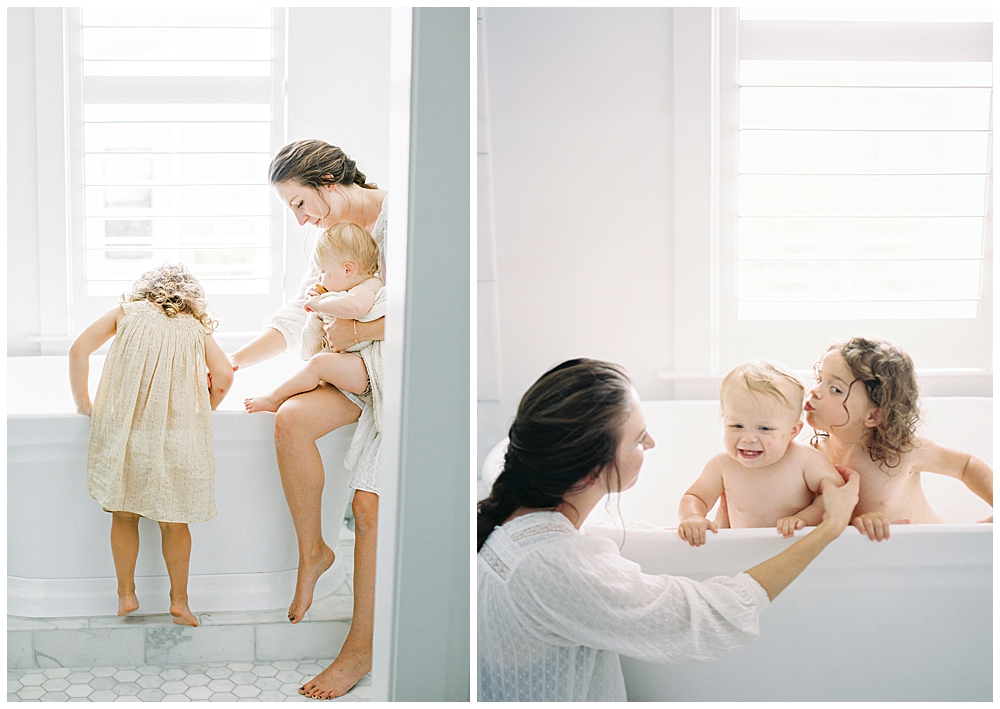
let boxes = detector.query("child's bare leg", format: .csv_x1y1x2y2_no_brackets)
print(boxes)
110,511,141,616
158,521,198,627
301,491,377,699
245,353,369,413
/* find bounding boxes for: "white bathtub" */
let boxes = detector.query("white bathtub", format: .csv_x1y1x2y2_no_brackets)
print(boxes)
580,397,993,701
8,355,355,618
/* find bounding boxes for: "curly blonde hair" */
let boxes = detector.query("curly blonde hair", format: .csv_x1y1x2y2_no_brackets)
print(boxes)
315,221,380,277
817,337,920,470
123,263,217,331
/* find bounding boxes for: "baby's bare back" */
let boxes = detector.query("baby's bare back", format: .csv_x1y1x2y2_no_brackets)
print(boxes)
720,443,816,528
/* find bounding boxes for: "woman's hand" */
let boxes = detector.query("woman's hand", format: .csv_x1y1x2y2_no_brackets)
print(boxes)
817,465,861,534
324,317,357,352
76,401,92,417
677,516,717,547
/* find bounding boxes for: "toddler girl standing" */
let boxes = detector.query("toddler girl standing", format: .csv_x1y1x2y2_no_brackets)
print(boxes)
69,264,233,625
806,336,992,540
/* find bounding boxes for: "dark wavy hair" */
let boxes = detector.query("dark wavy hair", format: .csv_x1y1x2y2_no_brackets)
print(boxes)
268,140,377,190
477,359,633,551
814,337,920,471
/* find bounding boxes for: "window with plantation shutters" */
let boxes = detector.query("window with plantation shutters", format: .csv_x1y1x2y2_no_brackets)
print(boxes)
67,8,286,333
717,8,992,372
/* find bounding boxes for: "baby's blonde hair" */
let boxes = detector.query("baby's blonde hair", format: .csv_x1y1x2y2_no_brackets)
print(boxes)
314,221,379,276
123,263,216,331
719,360,804,418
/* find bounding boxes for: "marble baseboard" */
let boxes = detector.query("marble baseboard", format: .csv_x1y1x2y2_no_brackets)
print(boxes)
8,575,355,670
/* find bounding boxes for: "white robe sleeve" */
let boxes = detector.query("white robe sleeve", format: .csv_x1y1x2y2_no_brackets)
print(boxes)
508,534,769,665
262,259,321,357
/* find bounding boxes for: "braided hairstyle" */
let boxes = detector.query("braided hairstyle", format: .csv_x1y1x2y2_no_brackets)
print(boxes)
477,359,633,551
268,140,377,191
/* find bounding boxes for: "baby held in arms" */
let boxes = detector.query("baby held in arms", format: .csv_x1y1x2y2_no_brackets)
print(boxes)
678,361,844,546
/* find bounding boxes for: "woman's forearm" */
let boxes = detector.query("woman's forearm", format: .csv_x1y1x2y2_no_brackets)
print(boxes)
231,328,286,369
355,317,384,342
744,520,841,601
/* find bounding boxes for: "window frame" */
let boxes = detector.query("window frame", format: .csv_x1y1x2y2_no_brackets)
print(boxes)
717,9,993,375
62,8,289,345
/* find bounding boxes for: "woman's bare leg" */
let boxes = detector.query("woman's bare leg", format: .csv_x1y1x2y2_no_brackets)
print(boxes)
301,490,377,699
274,384,361,623
159,521,198,627
110,511,141,616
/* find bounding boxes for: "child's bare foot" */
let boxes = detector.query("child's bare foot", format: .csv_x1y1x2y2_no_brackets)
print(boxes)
117,591,139,617
245,393,282,413
288,544,336,624
299,643,371,699
169,595,199,627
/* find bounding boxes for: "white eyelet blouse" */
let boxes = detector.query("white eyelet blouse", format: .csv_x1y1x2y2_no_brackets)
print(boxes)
477,510,770,701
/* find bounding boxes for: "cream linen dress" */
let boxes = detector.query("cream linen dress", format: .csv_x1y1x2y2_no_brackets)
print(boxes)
87,300,217,524
477,511,770,701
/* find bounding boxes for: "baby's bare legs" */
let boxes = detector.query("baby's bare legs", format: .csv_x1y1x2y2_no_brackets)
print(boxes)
159,521,198,627
245,353,370,414
110,511,141,616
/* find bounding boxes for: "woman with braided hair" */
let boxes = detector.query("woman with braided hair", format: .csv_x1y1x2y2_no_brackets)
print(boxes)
477,358,862,701
230,140,387,699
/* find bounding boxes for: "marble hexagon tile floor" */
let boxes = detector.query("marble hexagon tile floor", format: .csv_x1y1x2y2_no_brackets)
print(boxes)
8,661,372,702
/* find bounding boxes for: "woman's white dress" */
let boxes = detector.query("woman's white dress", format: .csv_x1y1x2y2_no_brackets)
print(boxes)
262,195,388,493
477,511,770,701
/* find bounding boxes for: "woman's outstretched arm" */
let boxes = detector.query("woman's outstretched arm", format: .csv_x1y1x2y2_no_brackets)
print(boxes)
231,328,286,370
745,467,859,601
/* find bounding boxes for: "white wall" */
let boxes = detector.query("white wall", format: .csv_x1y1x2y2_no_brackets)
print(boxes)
6,8,392,356
480,8,676,462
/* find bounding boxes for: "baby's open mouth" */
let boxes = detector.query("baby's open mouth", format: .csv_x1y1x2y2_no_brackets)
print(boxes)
739,448,763,459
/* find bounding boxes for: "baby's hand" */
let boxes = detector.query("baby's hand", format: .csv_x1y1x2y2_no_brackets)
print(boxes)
852,511,909,542
304,294,323,312
678,516,718,547
776,515,807,538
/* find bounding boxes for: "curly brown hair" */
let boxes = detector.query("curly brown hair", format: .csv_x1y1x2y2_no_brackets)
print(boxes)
817,337,920,470
123,263,217,331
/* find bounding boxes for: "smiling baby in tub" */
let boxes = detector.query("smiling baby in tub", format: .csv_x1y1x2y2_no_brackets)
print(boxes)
677,360,845,546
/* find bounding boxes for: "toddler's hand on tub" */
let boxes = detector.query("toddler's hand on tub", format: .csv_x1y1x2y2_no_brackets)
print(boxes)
977,515,992,523
678,516,717,547
776,515,807,538
852,512,909,542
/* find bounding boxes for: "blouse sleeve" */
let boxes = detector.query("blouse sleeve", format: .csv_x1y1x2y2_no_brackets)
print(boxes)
508,535,769,665
262,258,321,358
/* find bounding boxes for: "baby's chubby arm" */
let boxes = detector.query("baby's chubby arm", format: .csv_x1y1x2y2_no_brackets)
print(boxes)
913,437,992,522
777,445,844,537
677,454,727,546
306,277,382,320
68,306,123,416
204,334,233,410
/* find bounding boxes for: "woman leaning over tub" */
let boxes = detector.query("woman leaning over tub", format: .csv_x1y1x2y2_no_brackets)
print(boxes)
477,359,860,702
230,140,386,700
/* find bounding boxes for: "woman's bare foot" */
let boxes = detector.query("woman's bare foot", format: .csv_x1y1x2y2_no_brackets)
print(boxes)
288,544,336,623
299,644,372,699
169,596,199,627
245,393,283,413
117,591,139,617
